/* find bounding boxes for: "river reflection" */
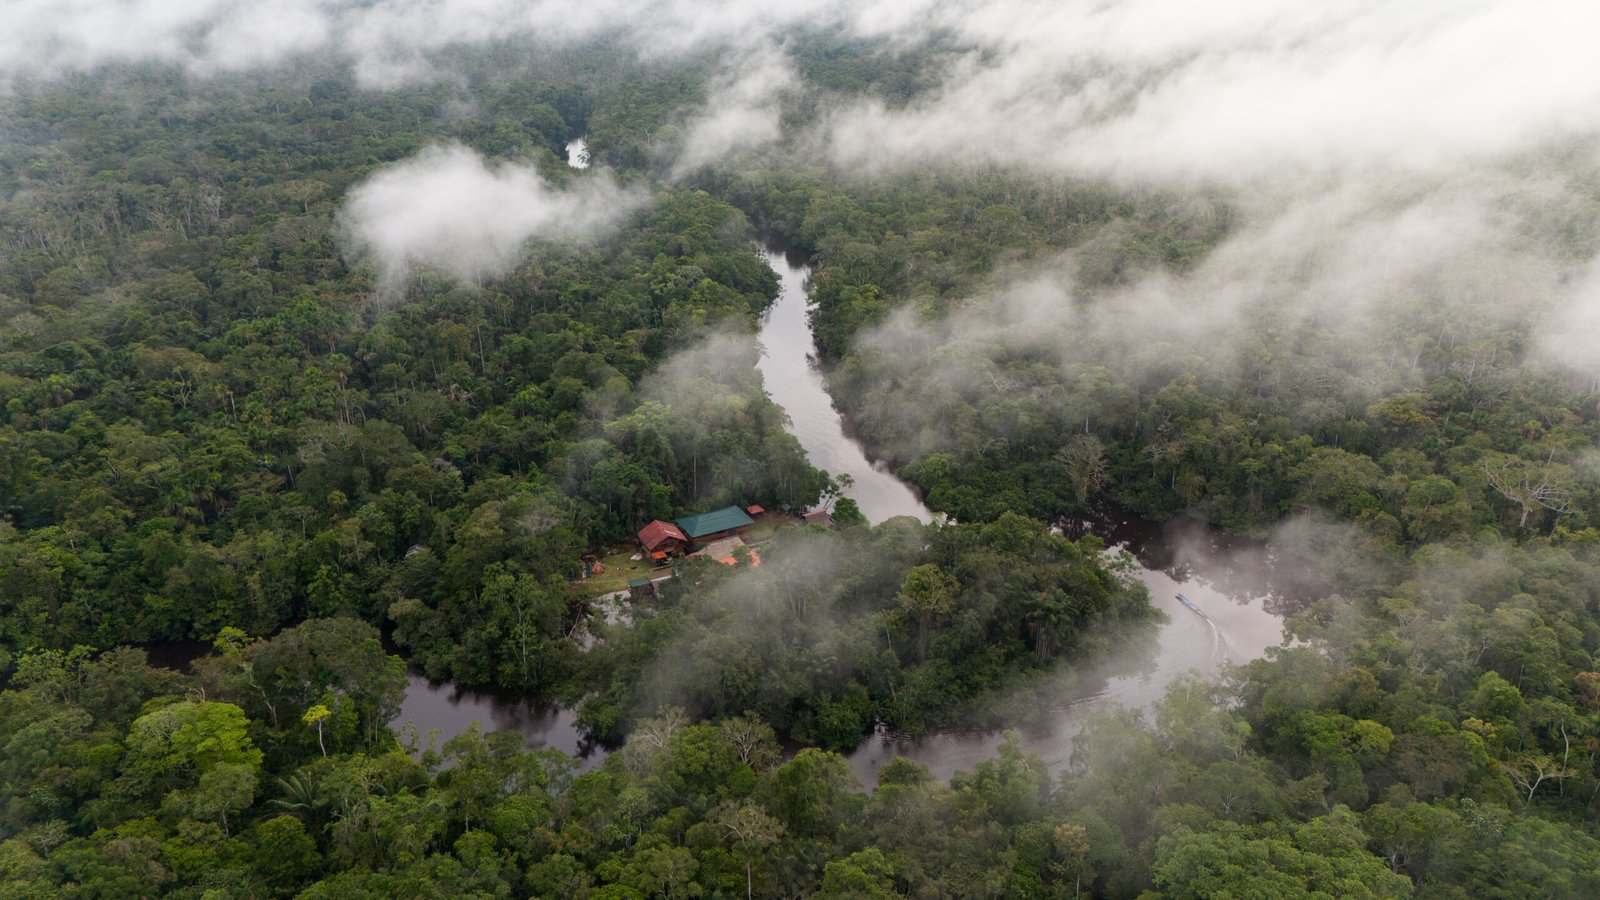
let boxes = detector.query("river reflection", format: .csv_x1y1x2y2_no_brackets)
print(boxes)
137,639,614,772
755,246,935,525
391,673,611,772
841,508,1306,784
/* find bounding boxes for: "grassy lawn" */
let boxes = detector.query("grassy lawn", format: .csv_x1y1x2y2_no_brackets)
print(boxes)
574,548,666,598
572,514,797,598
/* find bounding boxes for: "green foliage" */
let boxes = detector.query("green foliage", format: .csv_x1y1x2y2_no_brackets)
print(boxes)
583,516,1153,745
3,28,1600,900
0,628,1597,897
1150,809,1413,899
0,56,839,706
124,701,262,781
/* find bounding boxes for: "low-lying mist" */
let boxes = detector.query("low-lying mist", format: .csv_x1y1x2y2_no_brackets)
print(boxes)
278,0,1600,418
337,143,645,289
831,159,1599,470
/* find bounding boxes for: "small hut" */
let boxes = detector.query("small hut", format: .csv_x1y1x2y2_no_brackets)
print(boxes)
638,520,690,562
802,509,835,529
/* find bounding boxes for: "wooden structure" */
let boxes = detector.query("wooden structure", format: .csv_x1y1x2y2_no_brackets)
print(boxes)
637,520,690,562
674,506,755,548
802,509,835,528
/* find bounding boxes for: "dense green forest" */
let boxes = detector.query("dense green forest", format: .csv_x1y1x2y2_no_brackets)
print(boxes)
3,19,1600,899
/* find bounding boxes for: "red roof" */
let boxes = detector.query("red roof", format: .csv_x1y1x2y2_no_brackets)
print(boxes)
746,504,765,516
638,520,689,551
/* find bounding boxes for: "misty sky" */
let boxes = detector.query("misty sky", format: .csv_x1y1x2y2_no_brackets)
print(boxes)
10,0,1596,182
13,0,1597,376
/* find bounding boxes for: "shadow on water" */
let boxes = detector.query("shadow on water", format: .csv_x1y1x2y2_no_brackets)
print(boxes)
1056,505,1327,619
139,639,214,673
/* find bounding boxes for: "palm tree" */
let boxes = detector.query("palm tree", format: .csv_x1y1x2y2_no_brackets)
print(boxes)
268,770,329,836
1025,588,1077,663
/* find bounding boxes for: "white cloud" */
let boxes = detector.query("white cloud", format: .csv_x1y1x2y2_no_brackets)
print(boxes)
337,143,645,287
0,0,863,86
672,47,796,177
11,0,1600,379
1534,262,1600,382
10,1,1600,187
826,0,1600,184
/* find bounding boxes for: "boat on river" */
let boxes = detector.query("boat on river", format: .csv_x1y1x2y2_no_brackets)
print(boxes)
1176,592,1209,619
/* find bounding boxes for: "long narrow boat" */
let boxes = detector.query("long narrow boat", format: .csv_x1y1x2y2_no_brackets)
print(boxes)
1176,592,1209,620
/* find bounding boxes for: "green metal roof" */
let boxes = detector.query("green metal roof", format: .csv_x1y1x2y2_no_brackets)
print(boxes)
674,506,755,539
627,577,652,588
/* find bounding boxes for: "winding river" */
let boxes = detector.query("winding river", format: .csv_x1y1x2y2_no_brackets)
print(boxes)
146,152,1296,783
330,235,1298,783
841,511,1303,782
749,246,1295,782
755,246,935,525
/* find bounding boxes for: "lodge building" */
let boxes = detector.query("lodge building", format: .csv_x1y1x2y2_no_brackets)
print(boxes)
636,520,689,562
637,505,756,561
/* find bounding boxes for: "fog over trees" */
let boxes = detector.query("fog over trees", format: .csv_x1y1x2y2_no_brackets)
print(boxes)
3,3,1600,896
